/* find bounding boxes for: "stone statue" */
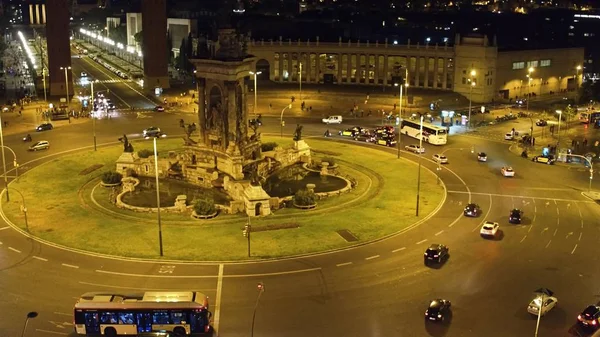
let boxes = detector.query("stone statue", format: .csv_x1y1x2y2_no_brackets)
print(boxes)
119,134,134,153
293,124,303,141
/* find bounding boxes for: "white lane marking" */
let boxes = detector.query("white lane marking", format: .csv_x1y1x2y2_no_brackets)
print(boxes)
95,267,321,278
213,264,224,334
78,281,214,291
8,247,21,253
579,232,583,241
416,239,428,245
0,226,10,231
545,240,552,248
446,191,593,203
53,312,73,317
32,256,48,261
61,263,79,269
392,247,406,253
35,329,68,335
520,235,527,243
336,262,353,267
566,232,573,239
553,228,558,237
365,255,380,260
571,244,578,255
435,230,444,236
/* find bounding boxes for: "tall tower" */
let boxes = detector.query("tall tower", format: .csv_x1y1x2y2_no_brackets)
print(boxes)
141,0,170,92
46,0,72,97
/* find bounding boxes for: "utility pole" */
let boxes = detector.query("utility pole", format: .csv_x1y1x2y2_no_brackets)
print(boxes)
243,216,252,257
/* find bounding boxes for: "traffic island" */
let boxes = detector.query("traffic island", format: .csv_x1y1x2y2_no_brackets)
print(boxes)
0,138,445,261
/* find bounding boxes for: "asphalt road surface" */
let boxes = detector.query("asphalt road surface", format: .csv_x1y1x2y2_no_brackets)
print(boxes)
1,76,600,337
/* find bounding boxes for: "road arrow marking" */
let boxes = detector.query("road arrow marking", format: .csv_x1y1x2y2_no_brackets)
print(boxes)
572,244,578,255
48,321,66,329
541,227,549,234
566,232,573,239
546,201,550,206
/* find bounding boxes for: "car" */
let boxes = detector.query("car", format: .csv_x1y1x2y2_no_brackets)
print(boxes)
374,126,395,136
536,119,548,126
29,140,49,151
375,136,397,147
504,133,514,140
463,203,481,217
425,299,452,322
509,208,523,224
154,106,165,112
424,244,449,264
405,144,425,154
80,71,88,77
143,126,162,137
339,127,365,137
527,296,558,316
501,166,515,177
107,103,117,110
322,115,343,124
477,152,488,162
354,132,376,143
432,154,448,164
578,304,600,329
480,221,499,237
36,122,53,132
532,155,555,165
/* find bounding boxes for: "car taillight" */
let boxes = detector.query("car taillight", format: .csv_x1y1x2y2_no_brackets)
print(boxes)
433,255,438,257
578,315,582,320
593,320,597,325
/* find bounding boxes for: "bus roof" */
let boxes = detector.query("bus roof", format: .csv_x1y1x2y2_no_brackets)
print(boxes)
75,291,209,310
402,119,447,130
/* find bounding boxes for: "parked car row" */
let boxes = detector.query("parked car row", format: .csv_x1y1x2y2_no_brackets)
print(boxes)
88,52,129,80
336,125,398,147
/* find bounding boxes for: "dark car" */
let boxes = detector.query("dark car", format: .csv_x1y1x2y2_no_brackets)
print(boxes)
143,126,162,138
36,122,53,132
536,119,548,126
375,126,395,136
425,299,452,322
578,305,600,329
424,244,449,264
532,155,555,165
375,136,397,147
464,203,481,217
509,208,523,224
354,132,376,143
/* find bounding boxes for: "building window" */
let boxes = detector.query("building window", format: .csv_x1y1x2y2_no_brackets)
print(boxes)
527,60,538,68
540,59,551,67
512,62,525,70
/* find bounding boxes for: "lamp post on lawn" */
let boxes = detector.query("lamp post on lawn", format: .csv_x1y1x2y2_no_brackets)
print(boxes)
59,66,71,105
145,133,168,256
467,69,476,129
576,65,582,103
416,113,425,216
249,71,262,118
526,67,534,115
394,79,407,159
21,312,38,337
0,137,18,202
90,80,98,151
250,282,265,337
280,104,292,138
556,110,563,155
566,154,594,193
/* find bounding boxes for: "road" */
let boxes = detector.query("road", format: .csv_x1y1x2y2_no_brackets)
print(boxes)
1,56,600,337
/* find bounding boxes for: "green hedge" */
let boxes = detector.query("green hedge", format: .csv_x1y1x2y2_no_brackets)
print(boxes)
138,149,153,158
294,189,316,206
193,197,217,215
101,171,123,184
261,142,278,152
321,156,336,166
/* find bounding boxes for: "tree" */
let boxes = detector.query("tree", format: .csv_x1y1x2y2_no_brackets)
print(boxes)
166,30,174,65
186,32,193,61
133,31,143,48
178,38,187,71
110,23,127,44
579,81,600,104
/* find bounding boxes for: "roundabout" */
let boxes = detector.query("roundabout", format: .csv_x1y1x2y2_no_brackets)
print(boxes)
0,137,445,261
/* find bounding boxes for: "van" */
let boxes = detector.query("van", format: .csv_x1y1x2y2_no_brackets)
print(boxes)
322,115,343,124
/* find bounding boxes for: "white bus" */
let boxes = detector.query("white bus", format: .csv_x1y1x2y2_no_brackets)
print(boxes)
74,291,212,336
400,119,448,145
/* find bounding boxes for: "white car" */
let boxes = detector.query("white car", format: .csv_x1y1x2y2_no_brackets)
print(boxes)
405,144,425,154
527,296,558,316
480,221,499,237
504,133,514,140
477,152,488,162
432,154,448,164
501,166,515,177
322,115,343,124
29,140,50,151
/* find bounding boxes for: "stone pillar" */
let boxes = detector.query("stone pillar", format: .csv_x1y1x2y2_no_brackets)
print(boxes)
279,54,284,83
424,57,430,88
337,54,342,84
442,58,448,89
374,55,379,84
197,78,207,144
405,56,411,85
315,53,321,84
46,0,72,96
304,53,310,83
383,55,388,86
415,57,420,87
433,57,439,89
346,54,352,83
142,0,170,91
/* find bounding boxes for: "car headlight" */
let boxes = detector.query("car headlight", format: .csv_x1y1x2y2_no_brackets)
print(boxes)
437,314,442,318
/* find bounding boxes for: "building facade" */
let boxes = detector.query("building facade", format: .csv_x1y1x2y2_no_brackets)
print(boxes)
247,35,585,103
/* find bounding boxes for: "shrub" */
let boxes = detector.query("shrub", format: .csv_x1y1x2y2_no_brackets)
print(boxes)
294,189,316,206
261,142,278,152
193,197,217,215
101,171,123,184
321,156,336,166
138,149,153,158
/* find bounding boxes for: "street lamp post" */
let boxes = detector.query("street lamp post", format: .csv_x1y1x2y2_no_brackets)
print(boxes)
468,69,476,129
280,104,292,138
556,110,563,155
91,80,98,151
145,134,167,256
0,114,11,201
534,294,544,337
250,282,265,337
60,66,71,105
526,67,534,113
298,62,302,101
394,81,406,159
249,71,262,118
576,65,582,103
416,114,424,216
42,68,47,102
566,154,594,193
7,187,28,230
21,312,38,337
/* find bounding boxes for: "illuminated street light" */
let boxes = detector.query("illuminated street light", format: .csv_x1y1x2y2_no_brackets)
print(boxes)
394,68,408,159
467,69,476,129
251,282,266,337
556,110,563,155
90,79,99,151
415,112,426,216
280,104,292,138
576,65,582,102
144,133,168,256
249,71,262,118
60,66,72,105
20,312,38,337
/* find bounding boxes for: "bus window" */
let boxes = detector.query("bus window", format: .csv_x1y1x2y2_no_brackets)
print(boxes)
152,312,170,324
118,312,135,324
136,313,152,333
190,311,208,333
100,312,118,324
171,311,185,324
84,312,100,333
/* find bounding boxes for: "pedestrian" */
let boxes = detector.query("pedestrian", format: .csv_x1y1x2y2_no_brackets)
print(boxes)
3,121,7,127
309,106,312,111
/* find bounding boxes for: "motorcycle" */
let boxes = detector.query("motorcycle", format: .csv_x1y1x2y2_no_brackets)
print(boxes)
324,130,332,137
22,135,32,142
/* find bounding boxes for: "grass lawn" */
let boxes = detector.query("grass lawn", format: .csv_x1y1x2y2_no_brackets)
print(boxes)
1,137,444,261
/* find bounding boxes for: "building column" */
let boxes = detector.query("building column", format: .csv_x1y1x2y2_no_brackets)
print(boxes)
442,57,448,90
41,4,47,24
337,54,342,84
425,57,431,88
432,57,438,89
347,54,352,83
383,55,388,86
415,57,421,88
315,53,321,84
404,56,409,86
279,53,284,83
374,55,379,84
304,53,311,83
29,4,34,25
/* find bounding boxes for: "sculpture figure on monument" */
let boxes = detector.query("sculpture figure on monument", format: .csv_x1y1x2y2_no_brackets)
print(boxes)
293,124,303,141
118,134,134,152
